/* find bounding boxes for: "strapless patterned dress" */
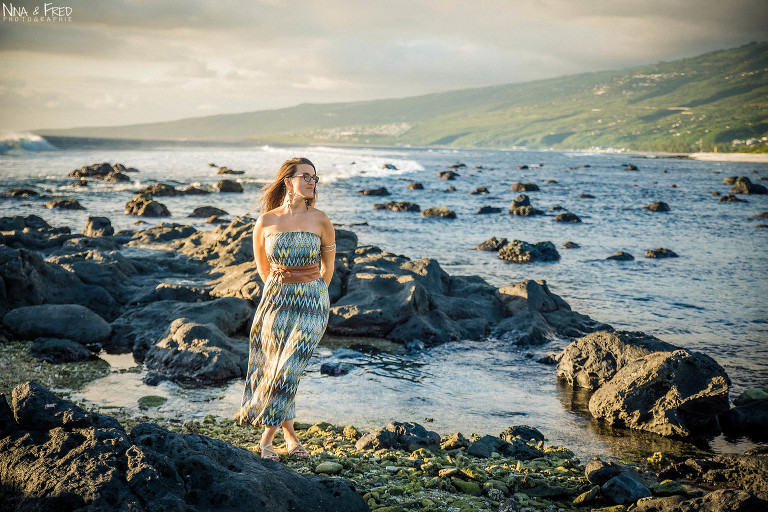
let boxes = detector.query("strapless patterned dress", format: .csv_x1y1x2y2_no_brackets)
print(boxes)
238,231,330,426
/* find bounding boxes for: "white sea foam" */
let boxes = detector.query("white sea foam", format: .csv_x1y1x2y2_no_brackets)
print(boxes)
0,133,58,153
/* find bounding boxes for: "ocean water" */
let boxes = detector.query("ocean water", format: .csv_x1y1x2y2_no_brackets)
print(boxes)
2,135,767,459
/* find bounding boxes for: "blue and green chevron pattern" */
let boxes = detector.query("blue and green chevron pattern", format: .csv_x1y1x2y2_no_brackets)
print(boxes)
239,231,330,426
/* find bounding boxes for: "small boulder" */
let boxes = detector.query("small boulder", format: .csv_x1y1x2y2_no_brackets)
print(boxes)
644,201,670,212
136,183,184,197
562,241,580,249
29,337,94,363
437,170,459,180
555,212,581,222
216,167,244,175
83,216,114,237
607,251,633,261
601,473,652,505
498,240,559,264
509,194,543,216
733,386,768,406
645,248,678,258
573,485,600,505
216,180,243,193
373,201,420,212
650,479,688,497
320,362,354,376
467,435,543,460
68,162,131,182
719,194,747,202
720,400,768,439
473,237,508,251
359,187,390,196
511,182,539,192
470,187,489,195
125,193,171,217
3,304,111,344
182,186,211,195
143,318,248,385
730,177,767,194
476,206,501,214
499,425,544,443
441,432,469,450
422,206,456,218
45,199,85,210
3,188,39,198
190,205,229,218
355,421,440,452
315,461,343,475
585,459,624,485
408,183,424,190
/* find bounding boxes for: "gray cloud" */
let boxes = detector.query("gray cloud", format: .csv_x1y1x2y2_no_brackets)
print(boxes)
1,0,765,131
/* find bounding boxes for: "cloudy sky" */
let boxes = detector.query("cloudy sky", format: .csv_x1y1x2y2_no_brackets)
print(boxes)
1,0,766,132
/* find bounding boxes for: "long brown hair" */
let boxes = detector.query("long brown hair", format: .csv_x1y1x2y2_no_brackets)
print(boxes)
259,157,317,213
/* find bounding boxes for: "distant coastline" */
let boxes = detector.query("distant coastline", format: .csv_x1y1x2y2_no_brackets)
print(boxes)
687,152,768,163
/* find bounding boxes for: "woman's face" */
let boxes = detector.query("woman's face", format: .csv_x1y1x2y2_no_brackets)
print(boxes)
286,163,317,199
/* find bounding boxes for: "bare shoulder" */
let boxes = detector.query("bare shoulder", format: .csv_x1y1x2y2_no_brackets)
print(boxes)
311,206,331,223
261,208,283,222
259,210,284,229
311,207,335,242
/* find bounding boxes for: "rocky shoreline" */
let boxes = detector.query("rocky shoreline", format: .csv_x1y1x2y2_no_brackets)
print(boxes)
1,382,766,511
1,172,768,510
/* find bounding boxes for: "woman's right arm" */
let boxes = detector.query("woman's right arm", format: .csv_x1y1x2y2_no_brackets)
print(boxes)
253,218,270,283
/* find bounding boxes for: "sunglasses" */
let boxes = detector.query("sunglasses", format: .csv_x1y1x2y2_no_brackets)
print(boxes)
290,173,319,184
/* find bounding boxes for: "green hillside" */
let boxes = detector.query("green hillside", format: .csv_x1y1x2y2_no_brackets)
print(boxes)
38,42,768,152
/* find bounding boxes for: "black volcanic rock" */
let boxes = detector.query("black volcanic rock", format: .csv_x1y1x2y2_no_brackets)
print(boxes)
0,382,368,512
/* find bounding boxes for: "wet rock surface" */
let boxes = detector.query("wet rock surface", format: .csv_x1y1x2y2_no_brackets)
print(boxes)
557,330,678,390
588,349,730,438
558,330,733,439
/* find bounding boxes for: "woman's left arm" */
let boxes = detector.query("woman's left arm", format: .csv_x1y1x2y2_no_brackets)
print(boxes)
319,214,336,287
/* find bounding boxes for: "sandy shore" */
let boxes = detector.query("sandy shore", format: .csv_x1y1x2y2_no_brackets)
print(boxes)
688,152,768,163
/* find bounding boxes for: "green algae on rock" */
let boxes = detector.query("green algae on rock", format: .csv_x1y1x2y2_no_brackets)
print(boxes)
138,395,168,408
0,340,110,397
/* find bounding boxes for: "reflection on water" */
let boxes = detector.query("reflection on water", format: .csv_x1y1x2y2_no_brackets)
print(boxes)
74,334,766,462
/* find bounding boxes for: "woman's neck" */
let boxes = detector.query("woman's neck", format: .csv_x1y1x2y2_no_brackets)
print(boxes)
284,194,308,213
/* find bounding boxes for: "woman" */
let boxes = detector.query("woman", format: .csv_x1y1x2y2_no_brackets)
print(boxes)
237,157,336,461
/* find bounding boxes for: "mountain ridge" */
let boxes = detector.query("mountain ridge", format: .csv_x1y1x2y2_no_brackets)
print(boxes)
37,42,768,153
